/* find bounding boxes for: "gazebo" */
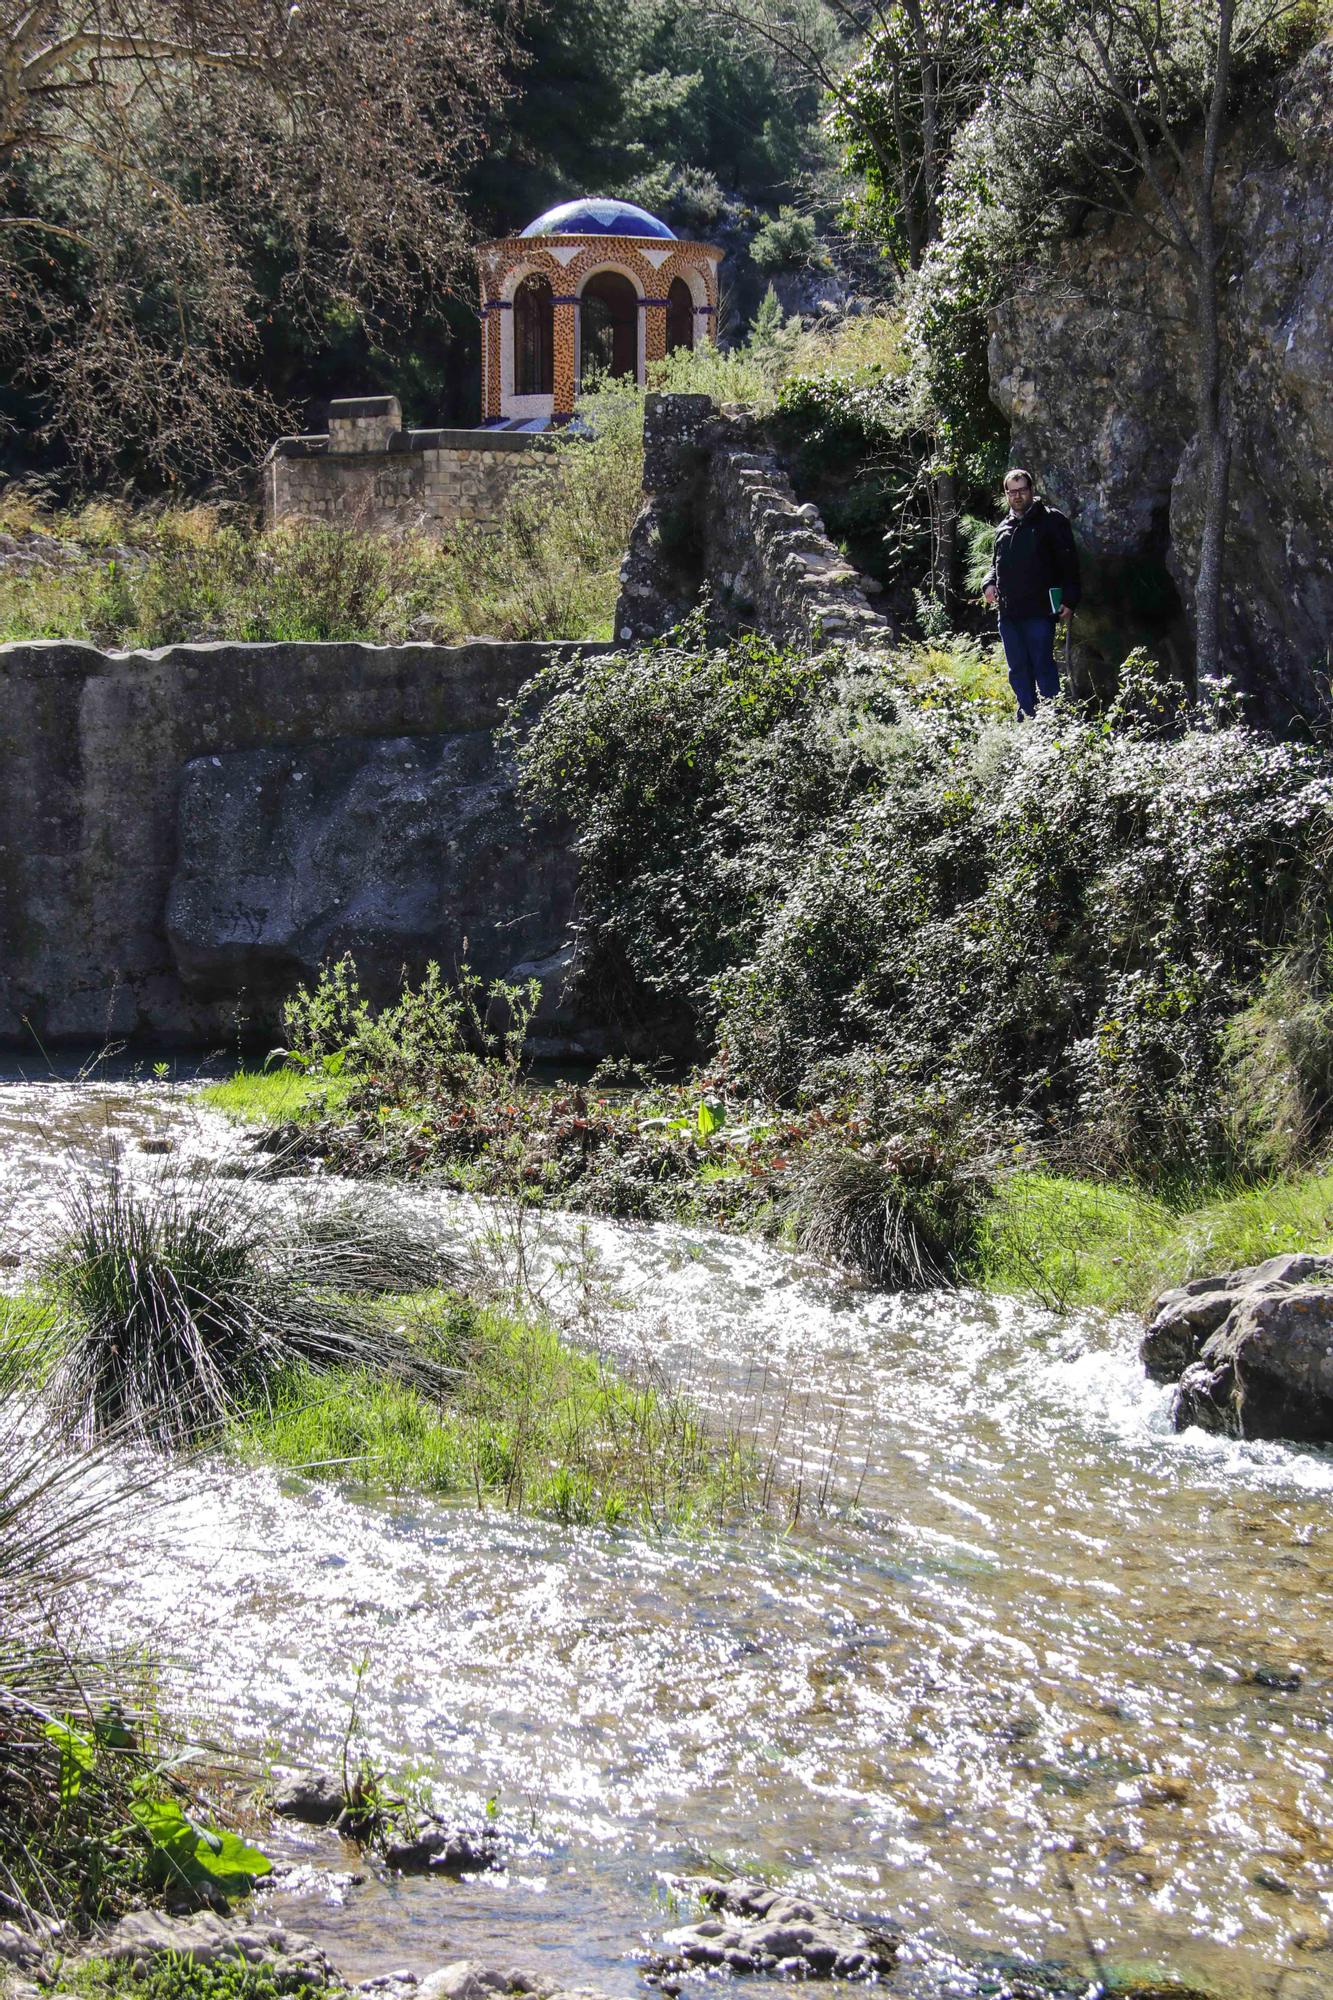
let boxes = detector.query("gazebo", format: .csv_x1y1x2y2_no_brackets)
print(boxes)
477,197,722,427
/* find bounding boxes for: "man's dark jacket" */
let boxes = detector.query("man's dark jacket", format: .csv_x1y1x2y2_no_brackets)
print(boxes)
985,499,1082,620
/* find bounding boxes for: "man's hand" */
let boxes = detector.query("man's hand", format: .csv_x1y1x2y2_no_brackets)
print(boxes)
983,584,998,607
1057,605,1074,625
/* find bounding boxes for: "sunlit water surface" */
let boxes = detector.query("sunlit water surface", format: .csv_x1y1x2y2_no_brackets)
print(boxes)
2,1065,1331,2000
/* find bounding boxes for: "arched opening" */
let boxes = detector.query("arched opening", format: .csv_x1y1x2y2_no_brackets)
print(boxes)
514,273,554,396
666,277,695,354
580,271,638,383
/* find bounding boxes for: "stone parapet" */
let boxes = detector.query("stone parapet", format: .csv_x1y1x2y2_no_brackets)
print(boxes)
615,393,892,651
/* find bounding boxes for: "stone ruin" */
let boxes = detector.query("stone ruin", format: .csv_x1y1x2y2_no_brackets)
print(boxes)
261,395,543,538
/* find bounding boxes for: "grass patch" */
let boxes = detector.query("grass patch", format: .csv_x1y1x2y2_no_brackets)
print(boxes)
228,1290,752,1530
974,1167,1333,1315
199,1068,337,1123
61,1958,325,2000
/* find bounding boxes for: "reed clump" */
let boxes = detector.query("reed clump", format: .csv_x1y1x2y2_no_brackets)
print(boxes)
42,1173,454,1447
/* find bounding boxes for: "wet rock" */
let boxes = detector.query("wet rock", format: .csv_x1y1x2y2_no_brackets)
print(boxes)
1173,1287,1333,1443
1141,1253,1333,1383
654,1878,900,1979
96,1909,333,1984
416,1965,551,2000
356,1974,419,1998
138,1136,175,1155
269,1767,346,1826
1141,1255,1333,1443
382,1823,504,1877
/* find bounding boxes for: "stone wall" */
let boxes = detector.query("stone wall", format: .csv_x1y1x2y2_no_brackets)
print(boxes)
0,638,609,1049
988,41,1333,721
615,394,891,650
263,396,546,537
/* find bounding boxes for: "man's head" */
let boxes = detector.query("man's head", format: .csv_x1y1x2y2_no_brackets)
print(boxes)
1003,468,1036,516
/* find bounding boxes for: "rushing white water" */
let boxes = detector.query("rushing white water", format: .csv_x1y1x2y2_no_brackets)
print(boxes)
4,1066,1331,2000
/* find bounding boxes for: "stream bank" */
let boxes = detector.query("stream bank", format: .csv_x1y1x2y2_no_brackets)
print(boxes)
2,1065,1332,2000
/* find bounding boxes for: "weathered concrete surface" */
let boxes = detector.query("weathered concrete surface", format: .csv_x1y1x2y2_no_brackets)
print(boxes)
989,41,1333,721
0,638,605,1046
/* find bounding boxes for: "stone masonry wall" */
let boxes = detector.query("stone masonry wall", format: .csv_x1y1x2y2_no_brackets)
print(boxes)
0,638,608,1047
263,396,545,537
615,394,891,650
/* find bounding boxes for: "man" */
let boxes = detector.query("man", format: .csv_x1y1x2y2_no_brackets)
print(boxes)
983,469,1082,716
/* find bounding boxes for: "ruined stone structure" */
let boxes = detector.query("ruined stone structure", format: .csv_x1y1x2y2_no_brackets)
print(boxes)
262,396,543,536
0,638,607,1048
477,198,721,426
615,394,892,650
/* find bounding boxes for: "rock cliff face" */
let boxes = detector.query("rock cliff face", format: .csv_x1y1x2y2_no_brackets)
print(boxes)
989,42,1333,721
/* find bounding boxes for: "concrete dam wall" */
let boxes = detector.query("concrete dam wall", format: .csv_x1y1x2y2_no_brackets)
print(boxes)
0,638,606,1047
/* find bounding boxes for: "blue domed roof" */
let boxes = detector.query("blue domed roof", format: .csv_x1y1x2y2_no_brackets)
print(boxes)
521,198,675,240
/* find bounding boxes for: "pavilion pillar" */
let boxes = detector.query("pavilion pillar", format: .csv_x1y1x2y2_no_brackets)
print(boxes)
552,295,578,419
482,304,503,420
642,299,667,370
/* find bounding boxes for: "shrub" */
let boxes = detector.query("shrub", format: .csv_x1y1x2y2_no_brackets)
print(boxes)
514,628,1333,1187
750,206,822,272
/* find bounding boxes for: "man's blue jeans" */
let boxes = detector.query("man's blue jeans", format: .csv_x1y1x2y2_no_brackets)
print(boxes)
999,615,1060,717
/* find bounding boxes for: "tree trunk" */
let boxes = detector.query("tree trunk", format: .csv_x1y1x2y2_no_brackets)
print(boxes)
1190,0,1235,698
932,467,958,619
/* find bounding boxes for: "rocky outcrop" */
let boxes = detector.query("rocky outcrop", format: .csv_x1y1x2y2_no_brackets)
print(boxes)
989,41,1333,721
1142,1252,1333,1441
97,1909,334,1984
615,394,891,651
651,1878,900,1979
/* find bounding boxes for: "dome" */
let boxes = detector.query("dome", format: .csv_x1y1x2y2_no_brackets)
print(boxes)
520,197,675,240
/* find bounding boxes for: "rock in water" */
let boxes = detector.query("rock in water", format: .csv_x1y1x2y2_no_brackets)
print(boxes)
654,1878,900,1979
269,1767,346,1826
1175,1288,1333,1442
1141,1252,1333,1382
382,1823,504,1876
1142,1255,1333,1443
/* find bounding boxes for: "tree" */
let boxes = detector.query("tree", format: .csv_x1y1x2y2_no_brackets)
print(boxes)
0,0,510,474
984,0,1312,687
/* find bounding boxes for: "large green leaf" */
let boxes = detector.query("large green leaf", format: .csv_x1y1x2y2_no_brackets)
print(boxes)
43,1719,96,1809
131,1797,272,1897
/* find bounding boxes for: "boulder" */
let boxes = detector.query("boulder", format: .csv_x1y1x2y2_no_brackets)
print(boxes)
269,1768,346,1827
95,1910,332,1984
416,1965,548,2000
654,1878,900,1979
1142,1254,1333,1442
1141,1252,1333,1382
1174,1287,1333,1442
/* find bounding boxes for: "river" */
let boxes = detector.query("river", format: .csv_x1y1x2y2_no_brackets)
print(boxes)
3,1064,1330,2000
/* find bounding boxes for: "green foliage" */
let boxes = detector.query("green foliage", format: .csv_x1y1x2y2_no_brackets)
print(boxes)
70,1955,328,2000
41,1170,451,1446
975,1166,1333,1315
129,1797,271,1899
278,957,539,1110
750,207,822,273
514,627,1333,1187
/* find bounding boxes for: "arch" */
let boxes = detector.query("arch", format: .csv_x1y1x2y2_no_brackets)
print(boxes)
514,272,554,396
579,269,639,384
666,277,695,354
